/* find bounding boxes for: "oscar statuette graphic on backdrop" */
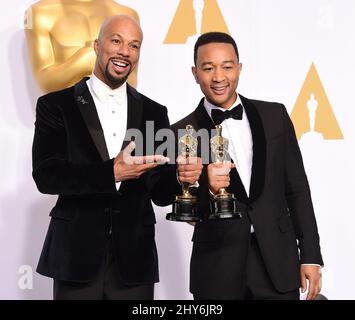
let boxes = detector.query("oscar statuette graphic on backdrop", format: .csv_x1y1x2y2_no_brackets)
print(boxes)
291,62,343,141
164,0,229,44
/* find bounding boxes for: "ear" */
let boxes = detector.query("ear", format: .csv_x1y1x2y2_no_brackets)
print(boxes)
94,39,99,56
237,62,243,74
191,66,199,84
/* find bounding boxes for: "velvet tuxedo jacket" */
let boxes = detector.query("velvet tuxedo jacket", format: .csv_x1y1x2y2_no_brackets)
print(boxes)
171,95,323,299
32,78,176,285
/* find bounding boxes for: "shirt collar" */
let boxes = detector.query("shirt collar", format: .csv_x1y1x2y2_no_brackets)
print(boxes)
204,94,243,119
88,73,127,105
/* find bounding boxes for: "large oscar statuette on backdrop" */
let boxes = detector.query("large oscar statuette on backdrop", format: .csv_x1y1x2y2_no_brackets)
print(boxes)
209,125,242,219
166,125,200,222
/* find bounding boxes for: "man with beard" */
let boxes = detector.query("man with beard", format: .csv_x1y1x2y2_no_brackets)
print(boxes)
32,15,175,299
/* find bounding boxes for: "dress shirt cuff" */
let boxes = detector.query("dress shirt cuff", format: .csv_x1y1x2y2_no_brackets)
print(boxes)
301,264,323,269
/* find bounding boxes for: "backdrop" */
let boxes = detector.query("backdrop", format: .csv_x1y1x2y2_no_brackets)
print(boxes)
1,0,354,299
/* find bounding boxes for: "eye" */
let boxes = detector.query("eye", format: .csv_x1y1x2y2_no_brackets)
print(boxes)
111,38,120,44
130,43,140,50
224,66,233,70
202,67,213,72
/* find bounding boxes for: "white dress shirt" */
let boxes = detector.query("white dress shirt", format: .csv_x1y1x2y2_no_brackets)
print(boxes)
87,74,128,190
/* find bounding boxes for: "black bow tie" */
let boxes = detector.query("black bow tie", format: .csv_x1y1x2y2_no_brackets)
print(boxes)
211,104,243,125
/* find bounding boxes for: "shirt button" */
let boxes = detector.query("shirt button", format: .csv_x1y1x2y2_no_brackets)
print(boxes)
112,110,115,114
113,133,116,137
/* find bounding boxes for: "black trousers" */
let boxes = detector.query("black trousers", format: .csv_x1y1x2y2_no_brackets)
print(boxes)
195,233,300,300
53,238,154,300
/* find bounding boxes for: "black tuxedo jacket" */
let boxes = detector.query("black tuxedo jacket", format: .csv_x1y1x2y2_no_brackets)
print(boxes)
32,78,177,285
171,95,323,299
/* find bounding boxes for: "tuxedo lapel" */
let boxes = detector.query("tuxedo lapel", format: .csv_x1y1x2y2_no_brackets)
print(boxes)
229,167,249,203
74,78,110,161
240,95,266,203
194,99,215,132
193,99,214,158
124,85,144,151
126,85,143,130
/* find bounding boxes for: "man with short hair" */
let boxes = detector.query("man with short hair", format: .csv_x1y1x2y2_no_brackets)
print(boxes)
172,32,323,300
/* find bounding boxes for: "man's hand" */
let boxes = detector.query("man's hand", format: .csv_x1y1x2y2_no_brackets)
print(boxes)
114,141,169,182
177,156,203,185
207,162,236,194
300,265,322,300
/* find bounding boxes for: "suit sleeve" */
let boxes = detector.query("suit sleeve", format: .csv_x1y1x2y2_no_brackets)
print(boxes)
32,97,117,195
282,106,323,265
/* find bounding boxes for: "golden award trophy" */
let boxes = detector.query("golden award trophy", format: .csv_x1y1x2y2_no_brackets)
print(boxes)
166,125,200,222
209,125,242,219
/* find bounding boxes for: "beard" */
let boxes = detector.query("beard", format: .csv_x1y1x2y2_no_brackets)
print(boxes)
104,62,131,88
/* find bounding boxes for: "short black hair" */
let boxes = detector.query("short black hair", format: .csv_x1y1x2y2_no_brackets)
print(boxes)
194,32,239,65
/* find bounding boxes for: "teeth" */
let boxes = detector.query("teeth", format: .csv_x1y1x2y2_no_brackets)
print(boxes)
112,61,128,67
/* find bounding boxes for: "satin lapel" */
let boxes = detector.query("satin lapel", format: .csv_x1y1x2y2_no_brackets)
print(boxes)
240,95,266,203
74,78,110,161
194,98,215,132
229,167,249,203
124,85,144,151
193,99,214,162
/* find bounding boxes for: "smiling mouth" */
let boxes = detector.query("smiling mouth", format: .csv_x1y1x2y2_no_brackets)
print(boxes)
211,85,228,94
110,59,130,72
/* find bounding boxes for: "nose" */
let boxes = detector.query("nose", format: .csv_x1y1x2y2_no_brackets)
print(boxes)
117,42,130,57
212,67,225,82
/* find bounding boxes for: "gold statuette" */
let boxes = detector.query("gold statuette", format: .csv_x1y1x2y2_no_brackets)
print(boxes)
24,0,139,93
166,125,200,222
209,125,242,219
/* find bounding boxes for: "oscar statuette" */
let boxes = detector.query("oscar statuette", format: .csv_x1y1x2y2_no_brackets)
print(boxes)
209,125,242,219
166,125,200,222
